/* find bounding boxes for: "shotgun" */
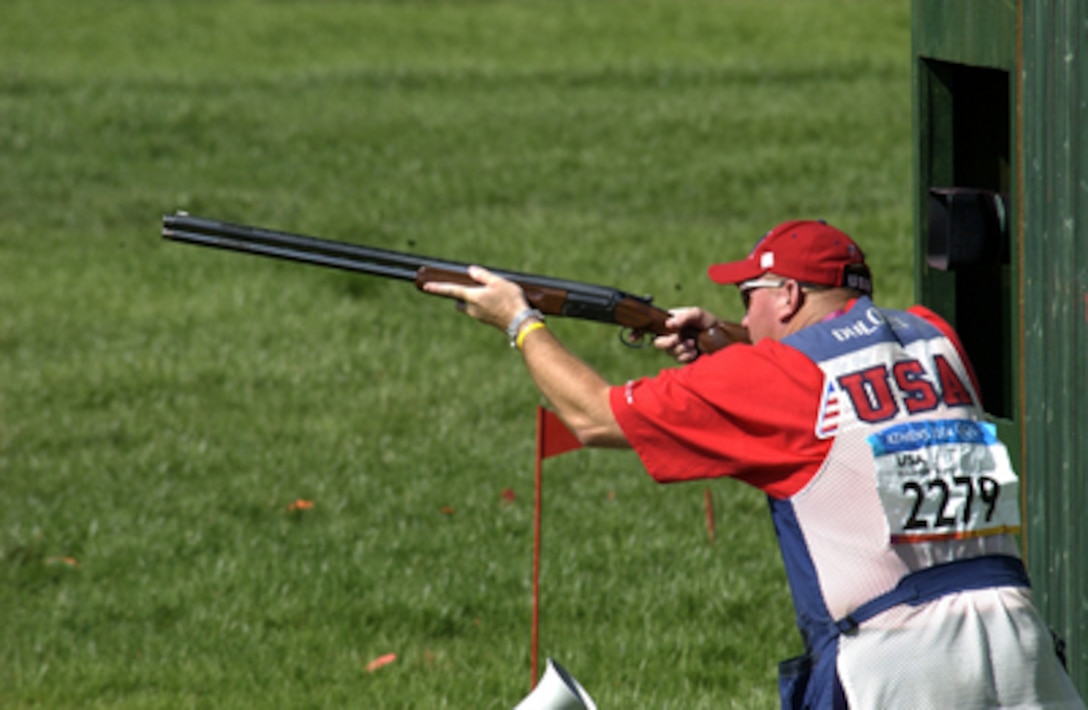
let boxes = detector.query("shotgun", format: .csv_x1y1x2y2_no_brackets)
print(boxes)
161,213,749,353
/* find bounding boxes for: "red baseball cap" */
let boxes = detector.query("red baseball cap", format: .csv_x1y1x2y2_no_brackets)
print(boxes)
707,220,872,294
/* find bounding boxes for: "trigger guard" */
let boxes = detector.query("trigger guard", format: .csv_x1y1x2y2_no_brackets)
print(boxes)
619,327,651,349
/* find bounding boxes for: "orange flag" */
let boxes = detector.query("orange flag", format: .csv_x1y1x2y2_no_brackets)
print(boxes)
537,406,583,460
531,406,583,690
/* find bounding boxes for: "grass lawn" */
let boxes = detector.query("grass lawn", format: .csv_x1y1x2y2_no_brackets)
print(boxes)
1,1,912,706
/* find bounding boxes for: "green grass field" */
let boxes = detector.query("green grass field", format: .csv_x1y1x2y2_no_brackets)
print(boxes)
2,1,912,707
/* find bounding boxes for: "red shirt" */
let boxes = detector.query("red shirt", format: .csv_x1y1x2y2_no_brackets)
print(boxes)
608,305,977,500
610,339,829,498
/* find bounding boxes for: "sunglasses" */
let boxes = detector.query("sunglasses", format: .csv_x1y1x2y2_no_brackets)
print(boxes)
738,278,789,310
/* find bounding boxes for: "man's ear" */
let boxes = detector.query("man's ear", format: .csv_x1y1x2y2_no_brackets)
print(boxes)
778,280,804,323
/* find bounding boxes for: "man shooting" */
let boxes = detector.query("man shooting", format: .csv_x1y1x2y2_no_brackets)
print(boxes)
423,219,1084,709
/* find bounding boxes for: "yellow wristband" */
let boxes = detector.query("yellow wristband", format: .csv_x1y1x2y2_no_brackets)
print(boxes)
515,321,547,350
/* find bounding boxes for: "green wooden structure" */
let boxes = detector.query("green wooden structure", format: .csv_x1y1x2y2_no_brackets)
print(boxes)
912,0,1087,695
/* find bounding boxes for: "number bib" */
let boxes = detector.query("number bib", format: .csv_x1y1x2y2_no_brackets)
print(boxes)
867,420,1021,544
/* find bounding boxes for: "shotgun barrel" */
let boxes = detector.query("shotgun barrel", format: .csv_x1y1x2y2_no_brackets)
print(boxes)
161,212,749,352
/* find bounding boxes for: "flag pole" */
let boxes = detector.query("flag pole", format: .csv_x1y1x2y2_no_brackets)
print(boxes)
530,406,583,691
531,406,545,690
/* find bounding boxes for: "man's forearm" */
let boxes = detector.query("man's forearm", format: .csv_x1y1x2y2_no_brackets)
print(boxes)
518,325,630,449
417,265,633,448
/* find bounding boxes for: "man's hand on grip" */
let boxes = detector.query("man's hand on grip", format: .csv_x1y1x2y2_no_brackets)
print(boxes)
655,307,723,363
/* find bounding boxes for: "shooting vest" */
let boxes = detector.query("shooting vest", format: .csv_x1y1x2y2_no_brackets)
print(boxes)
771,298,1024,709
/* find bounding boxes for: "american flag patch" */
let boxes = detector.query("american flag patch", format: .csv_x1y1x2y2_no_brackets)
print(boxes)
815,379,841,438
